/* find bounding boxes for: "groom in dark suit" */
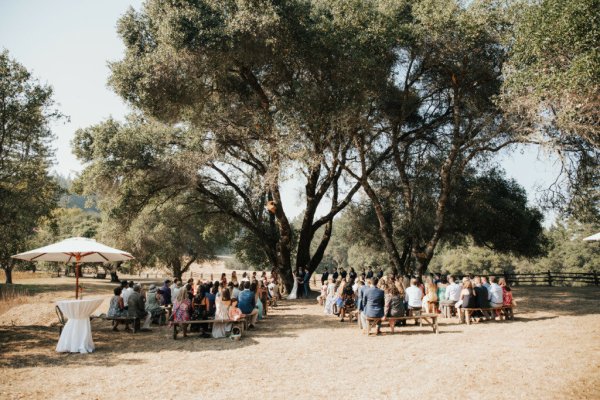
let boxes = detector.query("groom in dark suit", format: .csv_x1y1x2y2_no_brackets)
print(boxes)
361,277,385,335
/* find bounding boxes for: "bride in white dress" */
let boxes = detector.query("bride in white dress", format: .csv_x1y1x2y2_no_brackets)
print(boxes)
287,272,298,300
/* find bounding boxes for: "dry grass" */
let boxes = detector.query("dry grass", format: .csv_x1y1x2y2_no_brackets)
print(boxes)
0,271,54,281
0,285,32,316
0,276,599,400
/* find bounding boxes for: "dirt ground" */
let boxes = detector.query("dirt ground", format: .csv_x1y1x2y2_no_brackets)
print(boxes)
0,273,599,400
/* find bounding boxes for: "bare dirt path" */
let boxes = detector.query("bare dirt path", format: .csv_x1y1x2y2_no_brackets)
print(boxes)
0,285,599,399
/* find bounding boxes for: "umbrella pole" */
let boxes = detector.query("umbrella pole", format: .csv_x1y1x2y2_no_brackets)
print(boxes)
75,255,81,299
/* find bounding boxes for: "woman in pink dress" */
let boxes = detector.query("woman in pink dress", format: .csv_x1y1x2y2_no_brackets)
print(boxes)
173,285,191,337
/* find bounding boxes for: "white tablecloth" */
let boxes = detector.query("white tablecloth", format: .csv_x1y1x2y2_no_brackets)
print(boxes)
56,298,103,353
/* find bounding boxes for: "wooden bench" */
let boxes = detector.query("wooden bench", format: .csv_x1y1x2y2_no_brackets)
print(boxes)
365,313,439,335
104,315,139,332
460,306,512,324
172,318,246,339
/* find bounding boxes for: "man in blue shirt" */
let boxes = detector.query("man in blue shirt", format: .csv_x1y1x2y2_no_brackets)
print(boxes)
362,277,385,335
160,280,172,305
237,281,258,327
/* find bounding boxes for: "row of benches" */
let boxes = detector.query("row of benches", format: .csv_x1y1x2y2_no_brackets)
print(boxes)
359,305,515,336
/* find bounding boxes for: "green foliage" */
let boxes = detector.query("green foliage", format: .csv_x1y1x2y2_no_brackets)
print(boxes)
0,51,63,283
502,0,600,221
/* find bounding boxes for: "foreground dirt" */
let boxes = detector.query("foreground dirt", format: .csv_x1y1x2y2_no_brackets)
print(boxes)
0,280,599,400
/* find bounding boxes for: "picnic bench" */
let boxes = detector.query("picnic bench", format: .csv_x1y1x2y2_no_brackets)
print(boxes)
365,313,439,336
459,306,515,325
172,318,247,339
104,315,139,332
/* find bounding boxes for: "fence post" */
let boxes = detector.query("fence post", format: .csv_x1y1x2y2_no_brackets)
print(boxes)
547,270,553,287
594,271,599,286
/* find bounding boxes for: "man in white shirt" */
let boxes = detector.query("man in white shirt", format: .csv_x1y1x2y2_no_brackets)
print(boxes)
488,276,503,308
121,280,134,308
442,275,461,305
404,278,423,318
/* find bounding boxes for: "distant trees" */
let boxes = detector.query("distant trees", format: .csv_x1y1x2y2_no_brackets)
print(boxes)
0,51,62,284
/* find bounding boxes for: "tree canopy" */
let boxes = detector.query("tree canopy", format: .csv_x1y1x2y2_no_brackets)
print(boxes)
0,50,62,284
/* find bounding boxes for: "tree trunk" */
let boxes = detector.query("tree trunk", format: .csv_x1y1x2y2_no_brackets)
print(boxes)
4,266,13,284
171,259,183,280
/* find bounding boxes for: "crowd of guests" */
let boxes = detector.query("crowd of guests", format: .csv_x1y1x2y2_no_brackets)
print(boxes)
107,270,281,338
317,268,517,334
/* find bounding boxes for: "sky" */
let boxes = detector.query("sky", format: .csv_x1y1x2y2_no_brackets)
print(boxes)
0,0,561,224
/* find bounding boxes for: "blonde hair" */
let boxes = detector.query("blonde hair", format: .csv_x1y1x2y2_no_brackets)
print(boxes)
426,282,438,301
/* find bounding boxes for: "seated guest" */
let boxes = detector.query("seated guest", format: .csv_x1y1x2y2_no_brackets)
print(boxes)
145,284,164,324
237,281,258,328
482,276,491,291
258,281,269,317
171,278,182,303
212,288,234,338
267,278,278,307
499,278,516,319
221,273,227,287
108,287,130,331
160,279,172,305
473,276,490,309
488,276,504,309
441,275,461,307
231,281,240,300
339,280,355,322
122,280,134,309
361,277,385,334
383,285,405,332
190,289,207,334
250,281,264,321
173,284,191,337
422,281,438,313
128,284,152,332
458,280,477,323
405,278,423,317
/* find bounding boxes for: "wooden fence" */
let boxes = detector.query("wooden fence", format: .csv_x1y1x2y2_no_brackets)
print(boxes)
501,271,598,287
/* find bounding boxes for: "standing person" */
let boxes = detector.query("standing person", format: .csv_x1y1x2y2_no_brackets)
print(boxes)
376,268,384,279
349,267,357,282
220,273,227,287
324,276,337,315
295,268,305,299
160,279,172,306
332,268,339,282
231,271,238,284
340,268,347,280
128,284,152,332
303,267,311,298
171,279,182,303
366,266,374,279
321,269,329,286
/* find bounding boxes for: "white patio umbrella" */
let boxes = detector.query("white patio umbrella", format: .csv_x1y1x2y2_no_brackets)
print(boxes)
583,232,600,241
12,237,134,299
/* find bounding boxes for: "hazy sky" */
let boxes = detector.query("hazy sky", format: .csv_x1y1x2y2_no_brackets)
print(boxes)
0,0,561,223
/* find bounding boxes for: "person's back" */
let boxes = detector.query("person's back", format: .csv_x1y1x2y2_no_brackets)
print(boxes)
238,289,255,314
161,282,172,305
474,285,490,308
405,283,423,308
128,290,145,318
489,282,503,306
387,293,404,317
364,286,385,318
